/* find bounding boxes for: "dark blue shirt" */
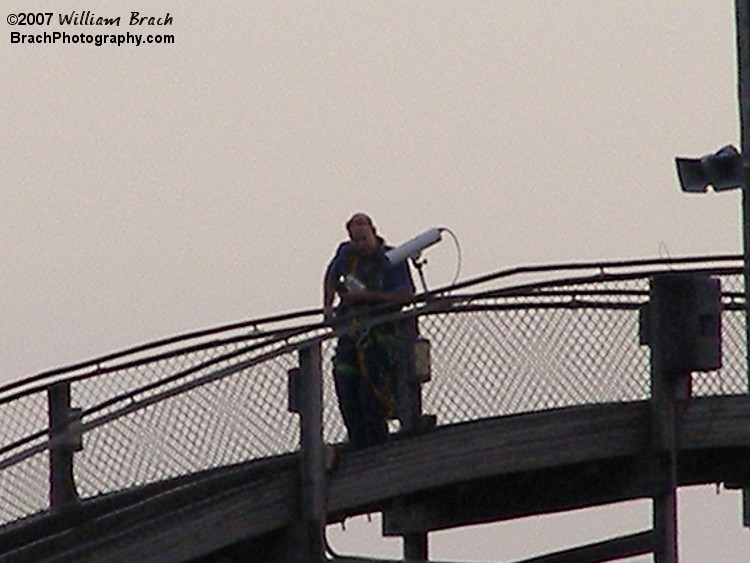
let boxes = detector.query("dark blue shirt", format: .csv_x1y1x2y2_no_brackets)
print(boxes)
326,239,414,320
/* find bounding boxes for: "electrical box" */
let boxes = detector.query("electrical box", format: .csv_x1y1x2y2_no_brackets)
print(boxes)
64,408,84,452
646,274,722,373
287,367,301,413
414,338,431,383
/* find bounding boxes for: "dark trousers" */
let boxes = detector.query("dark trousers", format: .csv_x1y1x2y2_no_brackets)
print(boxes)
333,334,393,449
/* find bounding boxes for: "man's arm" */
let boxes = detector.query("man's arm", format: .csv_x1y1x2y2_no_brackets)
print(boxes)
322,242,348,322
323,266,338,321
340,286,412,306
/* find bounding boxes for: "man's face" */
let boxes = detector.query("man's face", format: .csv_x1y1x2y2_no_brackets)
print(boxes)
349,224,378,256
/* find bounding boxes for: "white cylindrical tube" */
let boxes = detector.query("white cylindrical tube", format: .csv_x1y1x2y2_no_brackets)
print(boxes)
385,228,442,266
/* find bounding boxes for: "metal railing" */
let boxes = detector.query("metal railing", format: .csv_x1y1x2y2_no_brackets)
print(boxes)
0,255,745,528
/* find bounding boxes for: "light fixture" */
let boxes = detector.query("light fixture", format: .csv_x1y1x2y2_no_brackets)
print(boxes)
675,144,743,193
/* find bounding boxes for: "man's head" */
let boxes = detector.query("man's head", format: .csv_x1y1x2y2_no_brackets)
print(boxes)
346,212,378,256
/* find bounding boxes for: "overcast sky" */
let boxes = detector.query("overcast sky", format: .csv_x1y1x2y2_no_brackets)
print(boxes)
3,1,749,560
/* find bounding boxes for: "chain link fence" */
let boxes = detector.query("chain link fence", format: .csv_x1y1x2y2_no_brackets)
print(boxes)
0,257,745,528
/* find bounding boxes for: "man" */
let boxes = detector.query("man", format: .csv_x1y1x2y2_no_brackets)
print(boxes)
323,213,415,448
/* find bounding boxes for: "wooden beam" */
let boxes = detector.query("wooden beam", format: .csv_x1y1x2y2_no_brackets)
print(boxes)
328,402,652,518
329,557,486,563
512,530,652,563
382,456,656,536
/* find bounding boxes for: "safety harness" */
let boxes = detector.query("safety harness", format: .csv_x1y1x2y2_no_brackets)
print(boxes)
340,253,396,417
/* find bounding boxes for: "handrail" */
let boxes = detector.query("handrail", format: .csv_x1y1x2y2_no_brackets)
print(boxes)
3,257,742,456
2,254,740,399
0,255,745,532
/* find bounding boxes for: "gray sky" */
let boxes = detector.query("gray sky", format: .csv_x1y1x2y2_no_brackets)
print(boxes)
3,1,748,560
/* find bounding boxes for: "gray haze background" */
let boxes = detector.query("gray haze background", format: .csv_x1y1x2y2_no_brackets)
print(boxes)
2,0,748,560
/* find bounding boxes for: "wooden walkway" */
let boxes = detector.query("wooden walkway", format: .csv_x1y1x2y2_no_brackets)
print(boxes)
3,395,750,562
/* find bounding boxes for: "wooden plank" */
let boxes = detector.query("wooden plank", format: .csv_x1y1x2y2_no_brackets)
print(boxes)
680,395,750,449
328,402,651,513
5,465,297,563
329,396,750,516
74,470,296,563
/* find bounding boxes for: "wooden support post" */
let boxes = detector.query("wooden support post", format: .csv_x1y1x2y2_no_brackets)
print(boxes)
47,381,80,510
643,274,722,563
645,276,683,563
396,319,420,433
297,342,325,563
403,531,428,561
735,0,750,528
394,320,430,561
650,367,680,563
737,2,750,368
271,346,326,563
